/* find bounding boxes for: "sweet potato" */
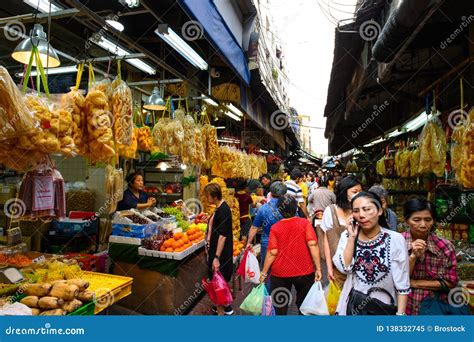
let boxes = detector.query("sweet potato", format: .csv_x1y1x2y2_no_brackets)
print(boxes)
50,283,79,301
20,296,39,308
62,299,83,313
40,309,66,316
77,290,95,302
66,279,89,291
23,283,52,297
38,296,64,309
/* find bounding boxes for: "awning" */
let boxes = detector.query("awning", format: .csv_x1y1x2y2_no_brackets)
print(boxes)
372,0,445,63
179,0,251,86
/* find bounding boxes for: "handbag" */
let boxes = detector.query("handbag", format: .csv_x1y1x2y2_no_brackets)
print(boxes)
420,279,470,315
347,287,397,315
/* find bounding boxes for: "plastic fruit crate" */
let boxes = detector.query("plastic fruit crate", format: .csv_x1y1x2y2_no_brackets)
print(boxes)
81,271,133,314
138,240,205,260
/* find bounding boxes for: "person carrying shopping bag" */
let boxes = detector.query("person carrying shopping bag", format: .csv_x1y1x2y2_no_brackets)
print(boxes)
260,194,322,315
204,183,234,315
333,192,410,315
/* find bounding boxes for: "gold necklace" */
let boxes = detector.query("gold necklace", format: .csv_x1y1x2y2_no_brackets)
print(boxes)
362,229,381,240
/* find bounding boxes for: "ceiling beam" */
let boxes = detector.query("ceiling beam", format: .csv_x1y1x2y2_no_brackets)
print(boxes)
0,8,80,25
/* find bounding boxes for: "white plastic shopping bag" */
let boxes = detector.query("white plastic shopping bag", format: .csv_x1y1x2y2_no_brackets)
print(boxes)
300,281,329,315
244,252,261,284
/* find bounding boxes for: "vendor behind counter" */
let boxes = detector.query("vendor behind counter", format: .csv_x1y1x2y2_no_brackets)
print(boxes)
117,171,156,211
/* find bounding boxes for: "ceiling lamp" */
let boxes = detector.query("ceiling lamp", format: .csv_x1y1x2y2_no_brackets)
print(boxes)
106,19,125,32
12,24,60,67
144,86,166,111
155,24,208,70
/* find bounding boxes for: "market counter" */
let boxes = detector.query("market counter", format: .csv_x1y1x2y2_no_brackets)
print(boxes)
109,243,208,315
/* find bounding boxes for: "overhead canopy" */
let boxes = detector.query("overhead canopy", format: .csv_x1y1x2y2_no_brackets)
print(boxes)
179,0,251,86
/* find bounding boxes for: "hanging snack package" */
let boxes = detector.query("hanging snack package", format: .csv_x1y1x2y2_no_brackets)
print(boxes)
60,87,88,155
461,108,474,188
84,88,115,163
409,149,420,177
112,80,133,146
117,128,138,159
0,66,39,140
137,126,153,152
451,124,465,182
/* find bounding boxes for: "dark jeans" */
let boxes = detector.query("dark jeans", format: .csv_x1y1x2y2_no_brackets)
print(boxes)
270,273,314,315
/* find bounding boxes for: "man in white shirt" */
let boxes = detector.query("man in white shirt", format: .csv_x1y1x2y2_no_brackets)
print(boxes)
284,169,309,218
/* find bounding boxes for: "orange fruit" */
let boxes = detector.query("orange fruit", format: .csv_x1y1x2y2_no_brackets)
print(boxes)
176,239,184,248
165,247,173,252
174,232,183,240
182,236,189,244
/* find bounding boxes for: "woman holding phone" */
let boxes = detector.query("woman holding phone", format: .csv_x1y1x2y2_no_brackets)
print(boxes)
333,191,410,315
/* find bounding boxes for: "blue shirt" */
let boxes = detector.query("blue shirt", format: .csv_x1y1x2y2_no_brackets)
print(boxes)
386,208,398,231
252,198,282,245
117,188,148,211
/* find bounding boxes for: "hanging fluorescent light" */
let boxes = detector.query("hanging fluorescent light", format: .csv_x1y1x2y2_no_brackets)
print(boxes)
224,111,241,122
17,65,77,77
120,0,140,8
106,19,125,32
225,103,244,117
259,149,268,154
387,129,403,139
215,126,226,130
363,137,384,148
201,94,218,107
12,23,61,67
24,0,62,13
404,111,432,132
144,87,166,111
93,37,156,74
155,25,208,70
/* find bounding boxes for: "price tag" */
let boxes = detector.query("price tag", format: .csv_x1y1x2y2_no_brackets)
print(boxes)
32,176,54,211
32,255,46,264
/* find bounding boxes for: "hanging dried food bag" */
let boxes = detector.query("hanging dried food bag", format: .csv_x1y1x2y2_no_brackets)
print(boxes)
112,78,133,146
460,108,474,188
0,66,39,140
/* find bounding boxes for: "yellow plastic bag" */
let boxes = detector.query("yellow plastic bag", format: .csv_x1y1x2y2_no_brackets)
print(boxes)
326,281,341,315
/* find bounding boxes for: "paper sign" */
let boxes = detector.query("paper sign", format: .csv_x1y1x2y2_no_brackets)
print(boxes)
32,176,54,211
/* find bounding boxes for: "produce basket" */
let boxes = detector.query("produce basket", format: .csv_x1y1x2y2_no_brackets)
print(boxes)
81,271,133,314
138,240,205,260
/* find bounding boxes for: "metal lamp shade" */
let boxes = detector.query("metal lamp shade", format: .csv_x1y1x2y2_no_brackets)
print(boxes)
143,87,166,111
11,24,60,67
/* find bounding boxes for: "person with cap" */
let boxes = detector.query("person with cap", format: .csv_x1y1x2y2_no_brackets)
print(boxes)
246,181,287,265
369,185,398,231
117,171,156,211
285,169,310,218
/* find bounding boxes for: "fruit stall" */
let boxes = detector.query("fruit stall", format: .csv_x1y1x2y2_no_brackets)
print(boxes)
0,251,132,316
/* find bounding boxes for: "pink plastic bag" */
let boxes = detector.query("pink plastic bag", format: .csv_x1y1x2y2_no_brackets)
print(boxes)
202,271,233,306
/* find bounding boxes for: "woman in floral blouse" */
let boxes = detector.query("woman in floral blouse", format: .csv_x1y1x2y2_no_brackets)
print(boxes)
402,199,458,315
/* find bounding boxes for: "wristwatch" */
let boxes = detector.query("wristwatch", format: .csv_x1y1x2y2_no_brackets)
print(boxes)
396,312,406,316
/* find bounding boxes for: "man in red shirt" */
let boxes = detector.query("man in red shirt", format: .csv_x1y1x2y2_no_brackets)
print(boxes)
260,194,322,315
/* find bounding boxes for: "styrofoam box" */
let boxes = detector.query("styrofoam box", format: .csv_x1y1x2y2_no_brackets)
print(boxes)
138,240,205,260
109,235,142,246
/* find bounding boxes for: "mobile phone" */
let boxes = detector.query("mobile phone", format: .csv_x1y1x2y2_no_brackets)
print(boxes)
352,219,358,227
